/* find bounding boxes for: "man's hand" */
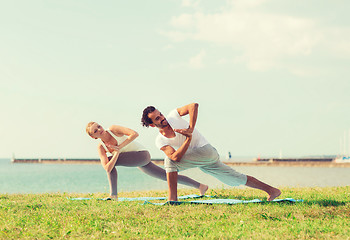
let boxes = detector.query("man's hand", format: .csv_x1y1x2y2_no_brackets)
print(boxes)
174,128,193,138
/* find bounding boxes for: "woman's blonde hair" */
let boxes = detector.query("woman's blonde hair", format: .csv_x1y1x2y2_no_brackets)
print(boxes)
86,121,97,138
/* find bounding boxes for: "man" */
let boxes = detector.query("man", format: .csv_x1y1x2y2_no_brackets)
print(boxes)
141,103,281,201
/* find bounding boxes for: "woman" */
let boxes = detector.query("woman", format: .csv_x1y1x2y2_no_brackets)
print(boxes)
86,122,208,199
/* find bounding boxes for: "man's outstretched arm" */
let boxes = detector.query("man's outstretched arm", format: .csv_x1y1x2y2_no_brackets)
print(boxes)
176,103,199,133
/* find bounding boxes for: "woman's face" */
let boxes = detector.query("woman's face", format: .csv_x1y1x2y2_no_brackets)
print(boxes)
89,123,105,139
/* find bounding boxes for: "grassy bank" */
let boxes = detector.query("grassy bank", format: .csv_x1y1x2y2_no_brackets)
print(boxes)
1,186,349,239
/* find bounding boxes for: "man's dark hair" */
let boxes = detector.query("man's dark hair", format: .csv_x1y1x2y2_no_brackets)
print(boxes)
141,106,156,127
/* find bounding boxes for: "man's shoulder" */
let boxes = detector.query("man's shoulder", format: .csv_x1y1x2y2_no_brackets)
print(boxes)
166,109,182,127
156,133,169,141
155,133,163,140
155,133,170,148
167,109,180,118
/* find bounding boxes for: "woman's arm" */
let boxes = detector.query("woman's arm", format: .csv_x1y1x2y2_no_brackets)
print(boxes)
97,144,120,173
108,125,139,150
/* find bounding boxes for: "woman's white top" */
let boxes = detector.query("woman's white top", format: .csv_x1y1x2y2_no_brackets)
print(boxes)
101,130,147,153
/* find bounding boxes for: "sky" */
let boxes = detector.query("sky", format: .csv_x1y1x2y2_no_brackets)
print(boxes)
1,0,350,159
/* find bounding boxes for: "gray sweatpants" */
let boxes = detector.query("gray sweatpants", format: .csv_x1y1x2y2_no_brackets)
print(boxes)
106,151,200,196
164,144,247,186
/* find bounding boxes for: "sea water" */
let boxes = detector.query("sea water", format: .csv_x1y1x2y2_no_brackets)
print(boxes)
0,158,349,194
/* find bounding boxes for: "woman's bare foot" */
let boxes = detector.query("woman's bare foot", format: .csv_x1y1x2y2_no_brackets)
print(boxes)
267,188,281,201
108,195,118,200
199,184,209,196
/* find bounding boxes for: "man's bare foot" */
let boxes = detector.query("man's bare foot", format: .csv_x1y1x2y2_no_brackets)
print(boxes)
267,188,281,201
199,184,209,196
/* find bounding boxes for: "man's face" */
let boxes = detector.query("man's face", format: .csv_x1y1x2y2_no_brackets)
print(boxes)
148,109,169,128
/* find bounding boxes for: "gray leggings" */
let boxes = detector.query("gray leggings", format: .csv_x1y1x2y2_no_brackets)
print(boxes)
106,151,200,196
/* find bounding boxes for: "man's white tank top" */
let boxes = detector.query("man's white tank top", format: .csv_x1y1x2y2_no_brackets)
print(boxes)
101,130,147,153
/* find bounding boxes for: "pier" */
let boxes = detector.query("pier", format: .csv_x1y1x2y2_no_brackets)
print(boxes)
11,158,100,164
254,157,334,162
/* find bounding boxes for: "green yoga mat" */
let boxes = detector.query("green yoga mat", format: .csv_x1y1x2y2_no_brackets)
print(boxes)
68,194,208,201
68,195,302,205
143,198,302,205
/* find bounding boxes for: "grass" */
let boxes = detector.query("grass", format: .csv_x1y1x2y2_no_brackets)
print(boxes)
0,186,349,239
